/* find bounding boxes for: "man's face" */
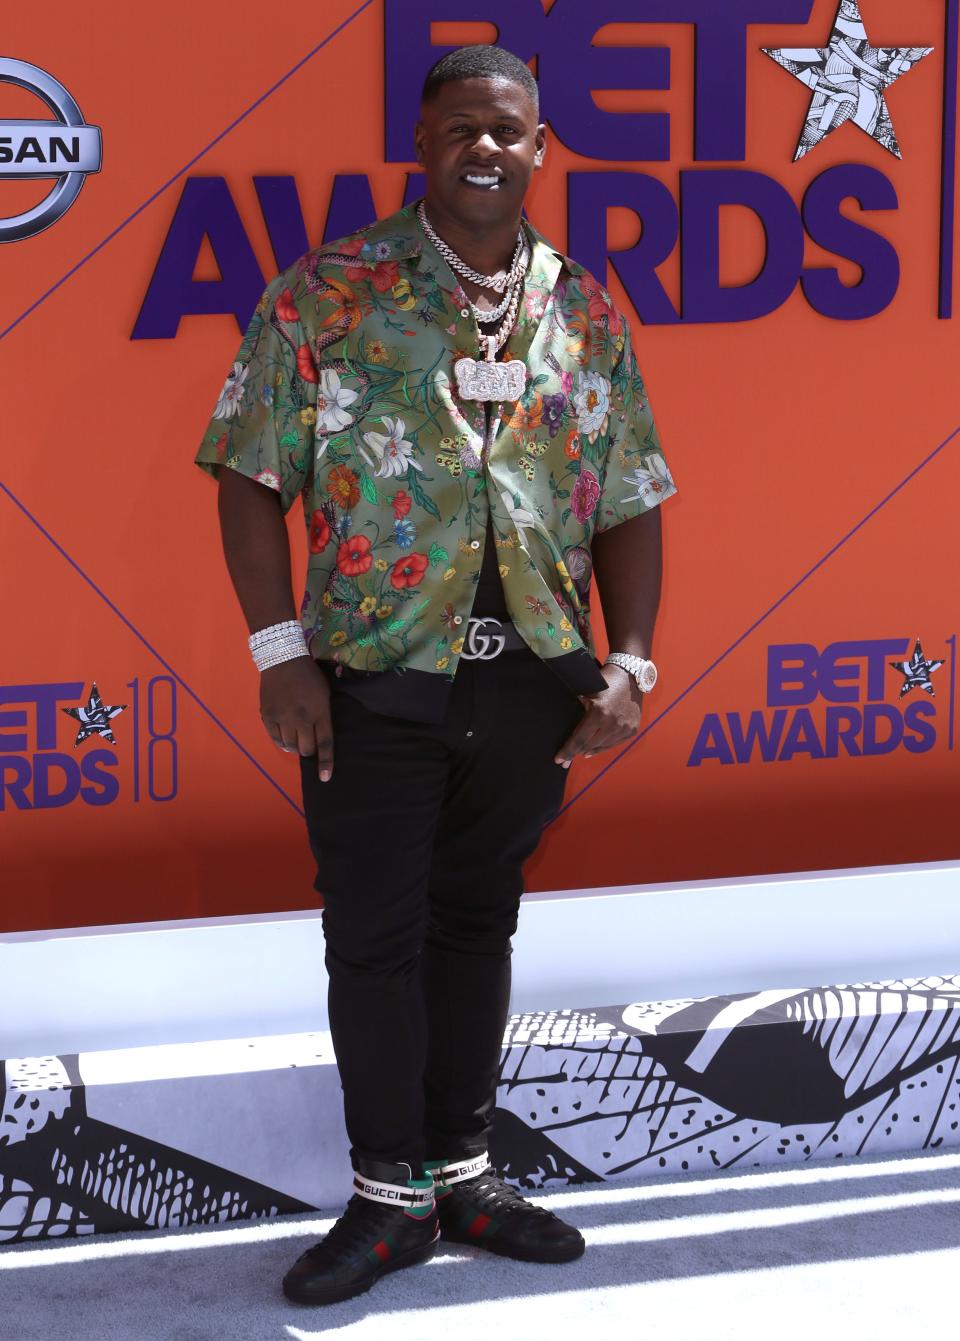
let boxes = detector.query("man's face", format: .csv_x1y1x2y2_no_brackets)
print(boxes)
415,76,546,229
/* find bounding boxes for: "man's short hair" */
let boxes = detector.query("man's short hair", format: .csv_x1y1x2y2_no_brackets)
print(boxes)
421,44,539,114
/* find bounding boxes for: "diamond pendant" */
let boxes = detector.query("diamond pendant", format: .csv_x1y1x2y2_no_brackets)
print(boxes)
454,356,528,402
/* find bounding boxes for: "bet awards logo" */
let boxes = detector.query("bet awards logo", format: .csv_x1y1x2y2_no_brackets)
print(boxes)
0,57,101,243
0,677,178,810
134,0,950,338
688,637,953,767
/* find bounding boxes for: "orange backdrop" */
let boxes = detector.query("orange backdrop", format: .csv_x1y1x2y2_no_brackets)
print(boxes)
1,0,957,932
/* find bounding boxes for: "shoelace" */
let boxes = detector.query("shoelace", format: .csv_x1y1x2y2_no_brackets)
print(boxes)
457,1172,553,1220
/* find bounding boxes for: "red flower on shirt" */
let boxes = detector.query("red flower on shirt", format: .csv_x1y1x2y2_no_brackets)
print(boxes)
341,238,400,294
390,552,429,589
571,468,601,523
579,273,623,337
346,259,400,293
391,489,412,519
337,535,373,576
309,511,331,553
296,343,318,383
275,288,299,323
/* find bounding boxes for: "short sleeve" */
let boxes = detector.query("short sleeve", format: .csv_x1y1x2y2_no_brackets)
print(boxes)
194,276,317,514
593,319,678,535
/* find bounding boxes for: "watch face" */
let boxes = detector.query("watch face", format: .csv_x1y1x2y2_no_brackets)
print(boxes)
639,661,658,692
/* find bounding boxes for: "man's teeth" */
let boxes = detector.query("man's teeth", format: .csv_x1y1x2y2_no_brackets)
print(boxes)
465,175,500,187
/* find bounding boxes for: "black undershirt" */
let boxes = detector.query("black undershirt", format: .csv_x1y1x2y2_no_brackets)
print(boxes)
471,405,509,619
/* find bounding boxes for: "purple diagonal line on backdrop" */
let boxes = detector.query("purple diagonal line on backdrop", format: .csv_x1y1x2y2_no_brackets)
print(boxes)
0,0,374,345
0,479,304,818
939,0,959,318
549,421,960,825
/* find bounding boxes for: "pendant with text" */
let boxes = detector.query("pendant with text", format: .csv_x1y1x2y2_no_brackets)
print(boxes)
454,357,528,403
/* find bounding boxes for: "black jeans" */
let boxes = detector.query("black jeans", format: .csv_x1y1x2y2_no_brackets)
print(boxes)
299,646,584,1180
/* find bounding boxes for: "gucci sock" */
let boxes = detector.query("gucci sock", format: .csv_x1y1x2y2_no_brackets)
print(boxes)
424,1155,493,1199
404,1175,437,1218
425,1157,455,1198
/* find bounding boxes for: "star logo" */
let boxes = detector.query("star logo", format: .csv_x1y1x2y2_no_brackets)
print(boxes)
763,0,934,161
62,682,127,746
889,639,945,698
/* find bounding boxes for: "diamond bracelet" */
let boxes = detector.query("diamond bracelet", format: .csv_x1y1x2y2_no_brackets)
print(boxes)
249,619,301,649
248,620,309,673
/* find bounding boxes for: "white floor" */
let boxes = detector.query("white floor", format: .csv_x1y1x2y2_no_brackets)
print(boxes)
1,1148,955,1341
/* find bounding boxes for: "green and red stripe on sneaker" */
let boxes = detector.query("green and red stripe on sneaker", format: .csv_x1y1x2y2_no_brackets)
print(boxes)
367,1236,393,1264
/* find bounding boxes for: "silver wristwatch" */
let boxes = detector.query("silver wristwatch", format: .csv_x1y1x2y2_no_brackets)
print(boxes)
604,652,658,693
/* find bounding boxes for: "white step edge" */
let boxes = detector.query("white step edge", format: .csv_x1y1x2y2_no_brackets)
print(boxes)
3,859,958,1057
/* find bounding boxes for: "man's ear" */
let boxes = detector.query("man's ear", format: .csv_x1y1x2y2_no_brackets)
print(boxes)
533,122,547,170
414,120,426,166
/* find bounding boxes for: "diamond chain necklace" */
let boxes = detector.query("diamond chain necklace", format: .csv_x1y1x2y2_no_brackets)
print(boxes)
487,247,529,353
473,238,530,326
417,201,524,293
418,200,533,401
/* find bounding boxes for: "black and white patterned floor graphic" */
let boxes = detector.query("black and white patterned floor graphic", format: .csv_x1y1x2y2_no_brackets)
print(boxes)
0,1054,313,1241
3,975,958,1243
493,978,960,1187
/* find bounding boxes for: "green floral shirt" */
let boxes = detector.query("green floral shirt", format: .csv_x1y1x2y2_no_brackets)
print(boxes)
195,202,677,687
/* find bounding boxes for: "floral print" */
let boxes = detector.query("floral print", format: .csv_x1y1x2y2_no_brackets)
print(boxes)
253,467,281,491
326,464,360,509
391,552,429,589
309,510,331,553
359,416,422,478
393,517,417,549
391,488,412,518
621,454,677,506
338,534,372,575
571,468,601,524
214,362,248,419
572,371,611,442
579,273,623,338
315,368,358,435
195,202,677,678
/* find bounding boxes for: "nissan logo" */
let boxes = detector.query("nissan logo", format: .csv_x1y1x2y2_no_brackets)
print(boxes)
0,57,101,242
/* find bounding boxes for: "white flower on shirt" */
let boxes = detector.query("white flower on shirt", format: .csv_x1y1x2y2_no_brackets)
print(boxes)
620,454,675,505
315,368,359,435
254,468,281,492
214,362,249,419
572,371,611,442
500,488,547,550
358,416,423,478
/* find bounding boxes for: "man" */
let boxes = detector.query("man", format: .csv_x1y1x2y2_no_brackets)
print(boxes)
195,44,677,1307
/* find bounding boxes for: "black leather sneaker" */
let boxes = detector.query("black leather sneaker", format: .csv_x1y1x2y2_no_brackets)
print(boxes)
282,1157,440,1306
430,1153,585,1264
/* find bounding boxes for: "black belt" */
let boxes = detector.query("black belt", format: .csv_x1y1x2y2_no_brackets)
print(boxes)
459,617,528,660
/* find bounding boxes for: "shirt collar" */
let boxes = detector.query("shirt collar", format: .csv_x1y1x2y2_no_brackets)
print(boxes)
341,203,582,368
348,200,583,286
341,203,424,263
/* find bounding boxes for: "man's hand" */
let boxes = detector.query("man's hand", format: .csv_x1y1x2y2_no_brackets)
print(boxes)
260,658,335,780
553,664,643,769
